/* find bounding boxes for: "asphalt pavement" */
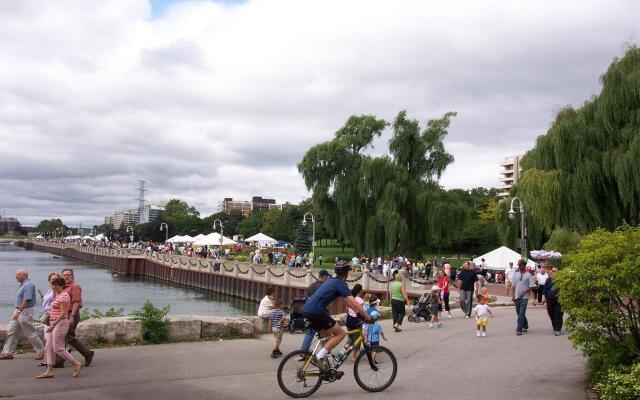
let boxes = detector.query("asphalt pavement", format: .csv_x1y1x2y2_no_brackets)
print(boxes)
0,306,587,400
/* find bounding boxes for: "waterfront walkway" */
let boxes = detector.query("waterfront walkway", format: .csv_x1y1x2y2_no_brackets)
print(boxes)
0,307,586,400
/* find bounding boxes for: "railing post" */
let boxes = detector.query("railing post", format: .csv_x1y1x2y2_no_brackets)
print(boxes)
233,262,239,277
265,265,272,283
362,270,370,291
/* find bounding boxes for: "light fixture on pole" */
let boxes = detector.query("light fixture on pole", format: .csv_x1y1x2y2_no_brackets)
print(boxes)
508,197,527,259
126,226,134,242
302,212,316,258
160,222,169,242
213,219,224,258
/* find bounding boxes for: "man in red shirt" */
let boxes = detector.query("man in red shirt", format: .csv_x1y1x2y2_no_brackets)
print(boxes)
60,268,94,367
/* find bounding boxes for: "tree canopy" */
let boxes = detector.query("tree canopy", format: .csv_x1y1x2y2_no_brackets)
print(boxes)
298,110,481,256
498,46,640,249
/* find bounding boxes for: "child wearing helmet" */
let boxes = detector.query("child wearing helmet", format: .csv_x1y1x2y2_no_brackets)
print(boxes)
363,310,387,363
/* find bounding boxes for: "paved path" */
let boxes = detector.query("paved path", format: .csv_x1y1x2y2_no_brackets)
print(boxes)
0,307,586,400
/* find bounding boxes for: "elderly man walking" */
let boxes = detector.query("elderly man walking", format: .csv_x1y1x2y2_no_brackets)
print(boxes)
0,269,44,360
512,259,536,336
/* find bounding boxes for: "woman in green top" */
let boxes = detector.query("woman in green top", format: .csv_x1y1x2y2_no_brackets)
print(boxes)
389,272,410,332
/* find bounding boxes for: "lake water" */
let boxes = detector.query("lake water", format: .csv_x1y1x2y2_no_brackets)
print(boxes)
0,243,257,318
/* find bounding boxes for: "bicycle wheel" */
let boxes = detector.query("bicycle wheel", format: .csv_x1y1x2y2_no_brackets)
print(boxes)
353,345,397,392
277,350,322,398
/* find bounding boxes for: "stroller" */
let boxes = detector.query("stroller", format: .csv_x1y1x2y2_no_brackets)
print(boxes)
407,292,432,323
287,295,308,333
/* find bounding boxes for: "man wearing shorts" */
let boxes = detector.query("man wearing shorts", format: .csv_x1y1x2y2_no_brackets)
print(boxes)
302,261,370,367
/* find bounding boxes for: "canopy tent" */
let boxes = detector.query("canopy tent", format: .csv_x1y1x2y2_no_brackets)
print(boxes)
181,235,194,242
472,246,536,271
195,232,237,246
82,235,94,240
245,232,278,247
166,235,183,243
34,235,44,239
192,234,206,241
94,233,106,241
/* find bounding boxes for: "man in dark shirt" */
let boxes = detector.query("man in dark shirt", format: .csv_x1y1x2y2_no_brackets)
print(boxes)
457,261,478,318
301,269,329,352
542,266,563,336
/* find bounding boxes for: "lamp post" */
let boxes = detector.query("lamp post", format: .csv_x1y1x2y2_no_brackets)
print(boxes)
213,219,224,258
126,226,134,243
508,197,527,259
302,212,315,259
160,222,169,242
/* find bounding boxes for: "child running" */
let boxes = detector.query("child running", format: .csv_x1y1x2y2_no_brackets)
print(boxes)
270,300,287,358
473,294,494,337
429,285,443,329
363,310,387,363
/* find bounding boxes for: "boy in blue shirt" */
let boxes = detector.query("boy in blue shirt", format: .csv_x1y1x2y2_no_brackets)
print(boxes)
363,310,387,363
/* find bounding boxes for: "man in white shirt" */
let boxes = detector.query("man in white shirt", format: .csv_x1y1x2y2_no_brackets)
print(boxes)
504,262,515,298
536,269,549,305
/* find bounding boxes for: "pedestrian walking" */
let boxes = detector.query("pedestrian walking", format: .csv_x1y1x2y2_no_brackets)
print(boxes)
35,277,84,378
536,268,549,305
60,268,94,367
504,261,515,298
473,294,494,337
457,261,478,319
390,272,409,332
437,269,452,319
0,269,44,360
512,260,536,336
38,272,61,366
542,266,564,336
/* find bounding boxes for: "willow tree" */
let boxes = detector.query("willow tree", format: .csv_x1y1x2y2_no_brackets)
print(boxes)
298,110,459,256
498,46,640,247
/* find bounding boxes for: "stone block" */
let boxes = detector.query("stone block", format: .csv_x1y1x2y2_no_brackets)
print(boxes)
76,317,142,344
200,316,255,338
167,315,202,342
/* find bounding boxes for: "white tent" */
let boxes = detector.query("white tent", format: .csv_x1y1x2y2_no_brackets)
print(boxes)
181,235,194,242
82,235,94,240
167,235,185,243
94,233,106,241
195,232,237,246
35,235,44,239
473,246,537,271
245,232,278,246
192,234,206,241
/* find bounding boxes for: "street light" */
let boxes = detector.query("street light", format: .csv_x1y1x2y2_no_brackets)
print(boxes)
508,197,527,258
213,219,224,257
160,222,169,242
126,226,134,242
302,212,315,259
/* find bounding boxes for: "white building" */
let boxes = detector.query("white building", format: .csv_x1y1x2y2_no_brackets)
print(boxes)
104,204,164,228
499,155,523,198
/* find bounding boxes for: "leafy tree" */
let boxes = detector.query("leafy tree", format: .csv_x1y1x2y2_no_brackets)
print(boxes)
543,227,582,254
294,222,312,254
555,224,640,378
261,208,292,242
501,47,640,248
35,219,68,237
298,111,460,255
238,211,264,238
202,210,243,237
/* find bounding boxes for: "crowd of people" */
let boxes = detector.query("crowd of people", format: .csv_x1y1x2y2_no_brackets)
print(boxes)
257,257,564,364
1,267,94,378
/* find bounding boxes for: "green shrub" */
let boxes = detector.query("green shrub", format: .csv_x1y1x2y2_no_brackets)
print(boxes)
80,307,125,321
80,308,90,321
595,363,640,400
131,300,171,343
555,224,640,378
235,255,248,262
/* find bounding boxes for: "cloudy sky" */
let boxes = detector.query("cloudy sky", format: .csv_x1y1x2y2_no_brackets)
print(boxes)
1,0,638,226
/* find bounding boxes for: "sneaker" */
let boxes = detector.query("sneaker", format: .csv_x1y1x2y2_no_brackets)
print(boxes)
481,332,486,337
477,331,482,337
448,314,452,319
428,324,434,329
271,351,279,359
436,323,443,328
516,332,523,336
523,329,528,333
275,349,283,356
84,350,95,367
465,316,470,319
554,331,561,336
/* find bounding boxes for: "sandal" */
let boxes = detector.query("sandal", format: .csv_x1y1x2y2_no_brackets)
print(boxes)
35,373,54,379
73,361,85,378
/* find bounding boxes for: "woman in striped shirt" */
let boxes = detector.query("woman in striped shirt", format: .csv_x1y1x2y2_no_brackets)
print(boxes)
35,277,83,379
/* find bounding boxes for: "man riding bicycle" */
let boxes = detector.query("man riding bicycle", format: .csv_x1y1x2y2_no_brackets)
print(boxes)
302,261,371,367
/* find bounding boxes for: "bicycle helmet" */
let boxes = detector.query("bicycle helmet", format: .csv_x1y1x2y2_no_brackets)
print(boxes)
334,260,352,277
370,310,381,321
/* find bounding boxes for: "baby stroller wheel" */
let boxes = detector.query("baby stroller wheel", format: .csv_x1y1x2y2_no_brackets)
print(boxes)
407,315,415,323
414,316,421,323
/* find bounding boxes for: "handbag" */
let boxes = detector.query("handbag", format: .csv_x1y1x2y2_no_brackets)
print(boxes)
39,313,50,326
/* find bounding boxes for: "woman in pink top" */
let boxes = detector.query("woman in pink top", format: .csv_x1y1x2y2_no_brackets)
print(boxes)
437,270,452,319
35,277,83,379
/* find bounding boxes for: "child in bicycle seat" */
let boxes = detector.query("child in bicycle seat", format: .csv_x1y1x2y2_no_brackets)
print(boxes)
363,310,387,363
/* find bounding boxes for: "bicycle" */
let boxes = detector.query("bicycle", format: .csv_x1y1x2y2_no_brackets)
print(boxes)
276,321,398,398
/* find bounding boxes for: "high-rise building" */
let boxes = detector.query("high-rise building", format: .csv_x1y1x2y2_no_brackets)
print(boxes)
499,155,523,198
218,196,282,216
104,204,165,228
0,216,20,235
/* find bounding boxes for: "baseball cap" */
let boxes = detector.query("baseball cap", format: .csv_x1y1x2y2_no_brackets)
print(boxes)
318,269,329,277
